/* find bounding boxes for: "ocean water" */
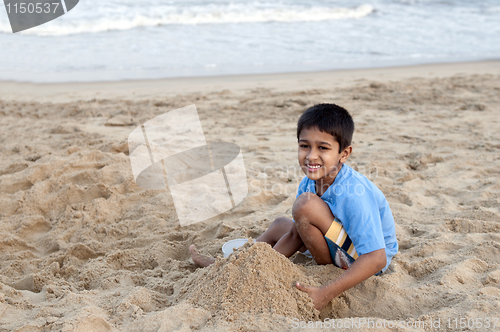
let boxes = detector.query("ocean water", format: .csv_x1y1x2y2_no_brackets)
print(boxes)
0,0,499,82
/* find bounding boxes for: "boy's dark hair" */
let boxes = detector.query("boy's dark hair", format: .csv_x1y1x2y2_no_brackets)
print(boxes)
297,103,354,152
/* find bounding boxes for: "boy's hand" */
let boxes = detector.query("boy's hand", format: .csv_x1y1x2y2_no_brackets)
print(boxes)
295,282,330,311
295,248,387,311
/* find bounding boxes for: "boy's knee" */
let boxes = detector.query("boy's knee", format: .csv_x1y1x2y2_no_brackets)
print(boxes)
272,217,299,236
270,217,293,232
272,216,292,226
292,192,320,221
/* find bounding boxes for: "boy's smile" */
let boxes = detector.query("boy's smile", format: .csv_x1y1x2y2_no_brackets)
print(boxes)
298,127,352,193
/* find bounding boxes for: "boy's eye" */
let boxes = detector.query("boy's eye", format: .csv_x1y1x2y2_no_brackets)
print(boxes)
319,146,329,150
299,144,309,148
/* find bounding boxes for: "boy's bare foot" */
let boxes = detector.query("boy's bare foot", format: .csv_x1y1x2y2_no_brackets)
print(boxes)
189,244,215,268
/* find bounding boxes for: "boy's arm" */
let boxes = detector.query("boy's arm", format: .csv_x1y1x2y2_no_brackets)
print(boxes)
296,248,386,310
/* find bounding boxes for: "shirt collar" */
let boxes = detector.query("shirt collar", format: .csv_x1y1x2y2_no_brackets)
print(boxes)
310,163,350,197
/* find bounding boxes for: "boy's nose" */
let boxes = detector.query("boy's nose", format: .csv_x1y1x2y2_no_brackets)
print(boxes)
307,148,319,160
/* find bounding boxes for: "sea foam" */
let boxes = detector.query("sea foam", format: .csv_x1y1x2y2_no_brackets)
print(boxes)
0,3,373,36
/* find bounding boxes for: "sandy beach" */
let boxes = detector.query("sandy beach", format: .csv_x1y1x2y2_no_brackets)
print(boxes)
1,61,499,331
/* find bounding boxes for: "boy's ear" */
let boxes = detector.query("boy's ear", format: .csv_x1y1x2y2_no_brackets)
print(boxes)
340,146,352,163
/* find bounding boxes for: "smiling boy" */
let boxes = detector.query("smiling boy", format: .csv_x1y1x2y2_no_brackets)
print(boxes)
190,103,398,310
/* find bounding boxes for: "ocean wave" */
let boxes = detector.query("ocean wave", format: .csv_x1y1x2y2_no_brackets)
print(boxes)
486,6,500,13
0,3,374,36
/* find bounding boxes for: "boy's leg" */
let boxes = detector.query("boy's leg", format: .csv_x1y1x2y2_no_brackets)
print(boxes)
292,192,334,265
191,217,305,267
256,217,308,256
272,219,305,257
256,217,294,246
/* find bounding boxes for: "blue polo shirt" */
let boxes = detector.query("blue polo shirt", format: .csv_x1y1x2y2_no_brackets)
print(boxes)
296,164,398,272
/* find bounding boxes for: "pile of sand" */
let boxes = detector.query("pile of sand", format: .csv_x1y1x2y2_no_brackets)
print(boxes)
180,241,319,321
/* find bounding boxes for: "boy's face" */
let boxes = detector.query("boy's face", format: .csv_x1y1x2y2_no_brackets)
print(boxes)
298,126,352,187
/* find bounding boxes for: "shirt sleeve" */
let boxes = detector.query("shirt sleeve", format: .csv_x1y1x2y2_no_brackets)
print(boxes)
335,184,386,256
296,176,310,198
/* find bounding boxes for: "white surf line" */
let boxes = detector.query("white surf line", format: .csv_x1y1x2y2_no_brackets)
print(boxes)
60,0,68,13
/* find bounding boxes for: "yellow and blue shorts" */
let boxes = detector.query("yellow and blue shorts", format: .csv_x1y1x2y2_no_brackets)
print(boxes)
324,218,383,276
324,218,358,270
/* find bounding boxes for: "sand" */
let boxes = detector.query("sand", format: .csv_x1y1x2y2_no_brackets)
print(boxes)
0,61,500,331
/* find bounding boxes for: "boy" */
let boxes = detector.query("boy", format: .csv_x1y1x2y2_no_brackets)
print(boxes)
190,103,398,311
